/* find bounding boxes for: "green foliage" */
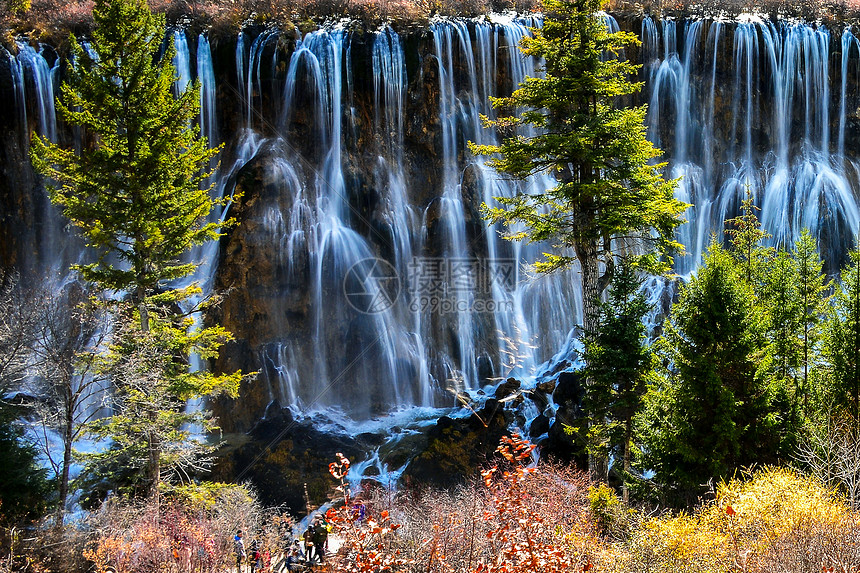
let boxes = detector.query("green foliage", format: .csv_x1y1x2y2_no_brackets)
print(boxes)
723,191,773,291
639,204,832,503
471,0,686,306
471,0,686,484
30,0,227,300
640,242,779,500
822,244,860,425
0,408,54,526
758,249,803,447
30,0,246,498
1,0,29,17
161,482,254,511
580,261,652,493
793,229,830,413
587,483,629,537
760,250,801,382
81,300,242,497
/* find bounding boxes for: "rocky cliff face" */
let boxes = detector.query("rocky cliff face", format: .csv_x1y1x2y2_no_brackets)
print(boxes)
5,15,860,511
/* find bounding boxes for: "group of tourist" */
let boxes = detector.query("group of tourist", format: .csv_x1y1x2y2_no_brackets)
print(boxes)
233,515,330,573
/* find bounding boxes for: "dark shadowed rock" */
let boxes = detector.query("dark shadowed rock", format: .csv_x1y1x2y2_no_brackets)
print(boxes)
402,398,512,487
211,403,362,513
541,370,587,467
494,377,521,400
529,413,550,438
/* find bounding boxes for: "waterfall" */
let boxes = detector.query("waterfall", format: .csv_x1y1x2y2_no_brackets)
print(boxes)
643,17,860,271
15,42,59,143
172,30,192,97
7,16,860,425
198,34,219,150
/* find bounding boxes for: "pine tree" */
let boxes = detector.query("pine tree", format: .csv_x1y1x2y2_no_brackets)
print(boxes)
823,245,860,428
640,242,778,500
761,250,801,384
723,190,773,294
792,229,830,417
30,0,243,497
470,0,687,480
581,261,652,502
471,0,686,327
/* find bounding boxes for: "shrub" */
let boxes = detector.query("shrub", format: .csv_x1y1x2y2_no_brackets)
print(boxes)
324,435,607,573
620,467,860,573
81,484,287,573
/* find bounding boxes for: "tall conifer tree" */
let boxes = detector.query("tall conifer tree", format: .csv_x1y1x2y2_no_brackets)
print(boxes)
581,261,652,502
793,229,830,416
470,0,687,481
823,245,860,427
640,243,778,500
31,0,243,497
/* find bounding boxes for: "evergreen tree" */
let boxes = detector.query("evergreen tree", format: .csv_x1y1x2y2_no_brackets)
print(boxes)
758,248,803,439
640,242,778,500
823,245,860,427
470,0,686,480
723,191,773,295
581,261,652,502
792,229,830,416
471,0,686,330
30,0,243,497
761,250,801,386
756,249,805,456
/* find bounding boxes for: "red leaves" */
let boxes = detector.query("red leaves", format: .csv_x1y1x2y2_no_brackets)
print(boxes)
726,505,736,516
324,453,409,573
475,433,579,573
329,452,351,481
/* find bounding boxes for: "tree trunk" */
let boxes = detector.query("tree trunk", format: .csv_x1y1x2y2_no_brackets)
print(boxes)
148,414,160,498
623,417,632,504
56,406,73,529
577,237,608,483
137,284,149,333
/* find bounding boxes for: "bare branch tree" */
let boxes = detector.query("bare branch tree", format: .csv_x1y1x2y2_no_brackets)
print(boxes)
795,410,860,508
23,280,110,527
0,271,41,399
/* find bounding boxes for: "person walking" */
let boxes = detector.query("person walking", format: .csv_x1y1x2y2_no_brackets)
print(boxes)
234,530,246,573
311,516,328,563
249,537,261,573
302,523,316,563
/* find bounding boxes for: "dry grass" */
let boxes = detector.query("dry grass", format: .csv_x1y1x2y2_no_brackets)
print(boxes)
8,437,860,573
2,0,539,48
606,0,860,23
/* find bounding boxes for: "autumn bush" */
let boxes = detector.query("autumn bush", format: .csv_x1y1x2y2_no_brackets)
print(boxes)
604,0,860,23
4,0,539,48
81,483,291,573
323,434,617,573
322,442,860,573
619,467,860,573
13,434,860,573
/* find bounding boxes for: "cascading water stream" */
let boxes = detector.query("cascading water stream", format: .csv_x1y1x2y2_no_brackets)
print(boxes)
9,16,860,470
643,17,860,272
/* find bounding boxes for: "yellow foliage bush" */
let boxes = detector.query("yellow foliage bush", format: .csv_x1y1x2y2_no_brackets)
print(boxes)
619,467,860,573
